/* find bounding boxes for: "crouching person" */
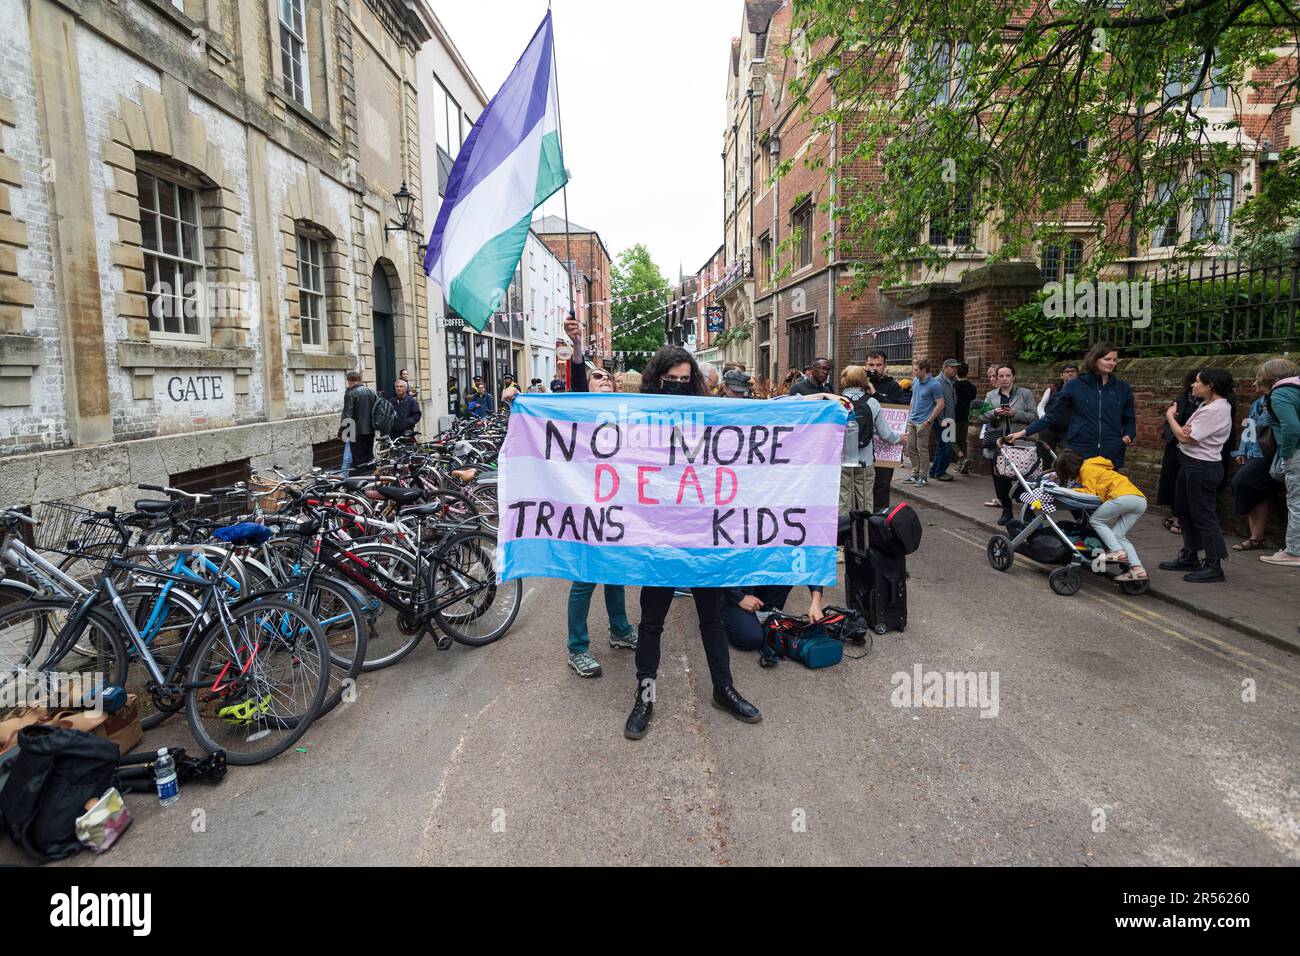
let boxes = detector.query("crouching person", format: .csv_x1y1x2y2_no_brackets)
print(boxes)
721,586,824,651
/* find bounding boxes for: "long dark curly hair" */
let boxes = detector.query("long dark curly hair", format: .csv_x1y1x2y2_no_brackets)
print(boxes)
641,346,708,396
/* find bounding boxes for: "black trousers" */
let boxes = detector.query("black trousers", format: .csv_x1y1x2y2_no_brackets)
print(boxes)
636,587,732,689
993,473,1016,517
352,433,375,469
720,585,793,651
1175,456,1227,561
872,465,894,512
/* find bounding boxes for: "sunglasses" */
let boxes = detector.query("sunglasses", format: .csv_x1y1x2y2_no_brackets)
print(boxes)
589,371,611,381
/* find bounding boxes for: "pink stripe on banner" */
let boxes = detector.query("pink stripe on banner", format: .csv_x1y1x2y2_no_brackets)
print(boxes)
499,500,839,549
501,418,842,468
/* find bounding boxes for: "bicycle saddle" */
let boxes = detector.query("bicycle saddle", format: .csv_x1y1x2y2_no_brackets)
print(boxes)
376,486,424,505
134,499,175,513
341,477,373,491
267,517,319,537
399,501,449,517
212,522,274,546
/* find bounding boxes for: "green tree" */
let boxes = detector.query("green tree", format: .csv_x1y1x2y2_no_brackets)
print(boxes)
611,244,669,371
786,0,1300,289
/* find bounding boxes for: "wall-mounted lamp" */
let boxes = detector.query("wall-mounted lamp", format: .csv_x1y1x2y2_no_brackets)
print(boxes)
385,181,417,242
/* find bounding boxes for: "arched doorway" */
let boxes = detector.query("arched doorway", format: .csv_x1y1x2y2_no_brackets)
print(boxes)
371,264,396,399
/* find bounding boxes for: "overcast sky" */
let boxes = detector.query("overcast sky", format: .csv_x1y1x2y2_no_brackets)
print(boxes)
430,0,740,282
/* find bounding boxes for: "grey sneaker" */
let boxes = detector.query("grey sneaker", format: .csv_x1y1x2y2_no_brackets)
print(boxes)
609,628,638,649
568,652,602,678
914,477,928,487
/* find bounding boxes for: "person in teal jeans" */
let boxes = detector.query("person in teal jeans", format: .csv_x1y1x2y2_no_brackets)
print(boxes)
568,582,638,677
559,314,638,677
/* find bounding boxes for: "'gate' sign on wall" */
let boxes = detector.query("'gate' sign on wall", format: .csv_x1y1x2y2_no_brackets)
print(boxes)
497,393,848,587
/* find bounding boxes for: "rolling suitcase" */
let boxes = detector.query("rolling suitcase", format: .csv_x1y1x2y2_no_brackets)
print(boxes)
844,513,909,635
866,544,908,634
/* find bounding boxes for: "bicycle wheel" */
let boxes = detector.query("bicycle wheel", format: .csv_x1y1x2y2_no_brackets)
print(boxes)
294,573,369,716
0,598,129,699
184,597,329,765
430,531,520,647
117,585,206,731
347,542,424,670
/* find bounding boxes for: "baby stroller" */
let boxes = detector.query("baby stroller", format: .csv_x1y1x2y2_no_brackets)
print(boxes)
985,440,1150,596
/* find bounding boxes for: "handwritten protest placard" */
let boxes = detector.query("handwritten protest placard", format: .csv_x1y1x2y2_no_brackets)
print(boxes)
872,402,909,469
497,394,848,587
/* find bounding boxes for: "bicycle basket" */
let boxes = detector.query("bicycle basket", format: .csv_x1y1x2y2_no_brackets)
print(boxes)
191,490,252,525
249,476,288,514
29,502,121,556
995,443,1044,480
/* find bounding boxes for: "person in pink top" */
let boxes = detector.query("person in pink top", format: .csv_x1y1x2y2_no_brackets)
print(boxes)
1158,368,1237,583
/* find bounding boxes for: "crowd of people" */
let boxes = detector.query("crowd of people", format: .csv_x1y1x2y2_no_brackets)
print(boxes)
336,314,1300,740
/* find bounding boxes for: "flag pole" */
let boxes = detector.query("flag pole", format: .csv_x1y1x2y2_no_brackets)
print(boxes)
550,3,578,326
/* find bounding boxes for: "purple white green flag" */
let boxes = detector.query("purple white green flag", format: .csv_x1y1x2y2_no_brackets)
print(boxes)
422,11,567,331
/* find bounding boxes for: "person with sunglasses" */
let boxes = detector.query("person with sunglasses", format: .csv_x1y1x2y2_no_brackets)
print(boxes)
624,346,761,740
559,316,636,678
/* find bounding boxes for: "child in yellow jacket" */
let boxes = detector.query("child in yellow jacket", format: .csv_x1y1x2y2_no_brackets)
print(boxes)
1054,448,1148,581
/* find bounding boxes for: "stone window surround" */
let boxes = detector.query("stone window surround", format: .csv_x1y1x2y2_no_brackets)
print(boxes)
263,0,337,133
281,170,355,391
103,87,249,402
135,162,211,343
0,94,39,408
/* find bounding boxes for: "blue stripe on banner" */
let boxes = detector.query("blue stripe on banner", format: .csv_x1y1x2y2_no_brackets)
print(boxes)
498,539,839,587
509,393,849,427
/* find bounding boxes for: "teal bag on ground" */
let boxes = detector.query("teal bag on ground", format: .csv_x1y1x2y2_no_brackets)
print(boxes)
759,619,843,669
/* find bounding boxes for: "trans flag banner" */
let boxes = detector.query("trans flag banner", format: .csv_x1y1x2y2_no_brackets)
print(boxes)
496,394,848,587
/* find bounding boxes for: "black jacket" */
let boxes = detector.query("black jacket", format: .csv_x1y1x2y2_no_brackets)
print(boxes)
789,376,832,396
870,374,909,406
392,393,422,433
341,384,377,436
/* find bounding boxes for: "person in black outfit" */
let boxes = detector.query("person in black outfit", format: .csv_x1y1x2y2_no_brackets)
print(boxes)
624,345,761,740
788,357,834,396
1156,370,1201,532
952,362,977,471
864,349,909,510
340,370,377,475
391,378,421,436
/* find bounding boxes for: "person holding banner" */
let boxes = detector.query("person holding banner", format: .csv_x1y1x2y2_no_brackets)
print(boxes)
840,365,902,515
625,346,762,740
563,357,638,678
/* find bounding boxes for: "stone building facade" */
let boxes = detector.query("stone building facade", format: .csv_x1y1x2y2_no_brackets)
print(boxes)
0,0,442,508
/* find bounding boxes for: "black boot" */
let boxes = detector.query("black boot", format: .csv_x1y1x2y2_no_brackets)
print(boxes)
712,685,762,723
1159,549,1201,572
1184,559,1225,583
624,680,654,740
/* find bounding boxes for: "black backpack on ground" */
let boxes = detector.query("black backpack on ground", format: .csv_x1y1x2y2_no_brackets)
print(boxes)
0,724,119,863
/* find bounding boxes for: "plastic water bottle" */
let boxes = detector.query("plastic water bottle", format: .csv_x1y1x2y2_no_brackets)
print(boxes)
154,748,180,806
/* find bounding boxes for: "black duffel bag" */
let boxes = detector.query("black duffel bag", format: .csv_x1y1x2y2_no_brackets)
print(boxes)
0,724,119,862
867,502,923,555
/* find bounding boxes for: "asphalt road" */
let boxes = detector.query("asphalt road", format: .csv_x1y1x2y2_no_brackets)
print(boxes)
8,503,1298,866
